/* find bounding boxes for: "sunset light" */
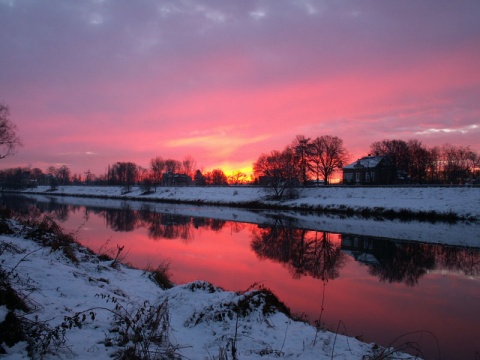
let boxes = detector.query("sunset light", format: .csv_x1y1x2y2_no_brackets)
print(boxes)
1,1,479,178
2,4,479,357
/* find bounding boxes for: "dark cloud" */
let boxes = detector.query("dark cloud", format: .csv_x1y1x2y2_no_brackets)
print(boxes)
1,0,479,174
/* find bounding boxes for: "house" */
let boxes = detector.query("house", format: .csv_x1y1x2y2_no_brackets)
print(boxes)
162,172,192,187
341,235,379,265
342,155,394,185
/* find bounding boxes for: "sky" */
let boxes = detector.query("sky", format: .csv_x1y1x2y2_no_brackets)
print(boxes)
1,0,479,178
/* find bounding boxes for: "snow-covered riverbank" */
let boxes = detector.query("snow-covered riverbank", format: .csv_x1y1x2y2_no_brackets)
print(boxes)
12,185,480,221
0,218,416,359
7,191,480,248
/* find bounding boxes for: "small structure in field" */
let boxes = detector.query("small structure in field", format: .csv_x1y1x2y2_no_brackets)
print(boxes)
343,155,395,185
162,172,192,187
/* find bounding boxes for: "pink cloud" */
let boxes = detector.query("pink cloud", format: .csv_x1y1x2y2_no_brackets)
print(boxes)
1,1,479,175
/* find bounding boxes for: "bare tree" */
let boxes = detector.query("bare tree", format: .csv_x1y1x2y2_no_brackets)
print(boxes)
56,165,71,185
30,168,46,185
0,167,32,189
206,169,228,186
292,135,312,186
311,135,349,185
150,156,165,189
467,151,480,180
440,144,474,184
407,139,430,183
228,171,248,185
137,166,149,183
182,155,197,178
84,169,94,184
164,159,181,174
253,147,300,198
0,103,22,159
46,166,57,176
370,139,409,180
124,163,139,191
426,146,441,183
111,162,139,191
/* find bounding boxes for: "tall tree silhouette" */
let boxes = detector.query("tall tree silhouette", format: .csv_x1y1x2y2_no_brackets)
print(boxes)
0,103,22,159
311,135,349,185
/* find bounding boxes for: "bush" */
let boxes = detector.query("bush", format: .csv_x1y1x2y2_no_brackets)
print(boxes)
104,296,179,359
24,216,79,263
149,262,174,290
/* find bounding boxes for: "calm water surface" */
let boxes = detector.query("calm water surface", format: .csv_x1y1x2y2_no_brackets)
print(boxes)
2,193,479,360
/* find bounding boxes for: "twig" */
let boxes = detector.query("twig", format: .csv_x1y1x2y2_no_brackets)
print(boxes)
331,320,350,359
313,279,327,345
280,320,290,353
5,247,43,281
380,330,440,359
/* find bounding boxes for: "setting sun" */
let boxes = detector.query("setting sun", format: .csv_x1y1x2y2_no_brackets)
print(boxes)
0,1,479,180
1,3,480,359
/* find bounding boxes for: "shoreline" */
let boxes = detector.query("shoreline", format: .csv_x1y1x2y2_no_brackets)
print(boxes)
5,190,480,248
4,184,480,222
2,188,478,358
0,216,418,359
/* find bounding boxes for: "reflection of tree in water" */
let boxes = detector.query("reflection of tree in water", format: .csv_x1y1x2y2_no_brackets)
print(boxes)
228,221,247,234
206,218,227,232
103,204,139,232
369,242,435,286
210,219,226,231
97,205,229,241
49,203,70,223
146,212,192,241
2,194,43,219
6,194,479,281
251,219,345,281
191,217,227,231
342,235,480,286
434,246,480,277
147,214,227,240
1,194,83,223
1,194,31,215
34,197,80,223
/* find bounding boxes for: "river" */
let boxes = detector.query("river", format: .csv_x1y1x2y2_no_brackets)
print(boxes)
2,193,479,359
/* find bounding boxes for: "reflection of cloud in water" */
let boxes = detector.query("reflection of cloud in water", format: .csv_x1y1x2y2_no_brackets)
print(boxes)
3,193,479,360
8,192,479,247
5,193,480,286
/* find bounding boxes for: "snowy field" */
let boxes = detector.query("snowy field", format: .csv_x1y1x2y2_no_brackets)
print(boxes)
17,185,480,220
0,219,416,359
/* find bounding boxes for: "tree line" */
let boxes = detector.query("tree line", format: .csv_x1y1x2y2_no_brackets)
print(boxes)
0,156,233,191
0,102,479,190
1,136,479,191
253,135,479,193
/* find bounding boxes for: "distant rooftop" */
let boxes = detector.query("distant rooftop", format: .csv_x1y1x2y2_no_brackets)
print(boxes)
343,155,386,169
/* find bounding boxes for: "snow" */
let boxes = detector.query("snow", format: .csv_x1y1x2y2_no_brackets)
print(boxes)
17,185,480,220
13,185,480,249
2,185,479,358
342,155,385,169
0,220,416,359
0,305,7,323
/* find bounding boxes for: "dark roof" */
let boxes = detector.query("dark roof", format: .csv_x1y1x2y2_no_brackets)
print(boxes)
343,156,386,170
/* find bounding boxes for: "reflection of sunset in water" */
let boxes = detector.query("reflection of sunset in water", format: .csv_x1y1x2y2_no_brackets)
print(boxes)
3,195,480,360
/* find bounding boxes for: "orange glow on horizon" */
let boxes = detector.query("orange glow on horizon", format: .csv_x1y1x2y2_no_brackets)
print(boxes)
204,163,255,183
1,4,479,177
